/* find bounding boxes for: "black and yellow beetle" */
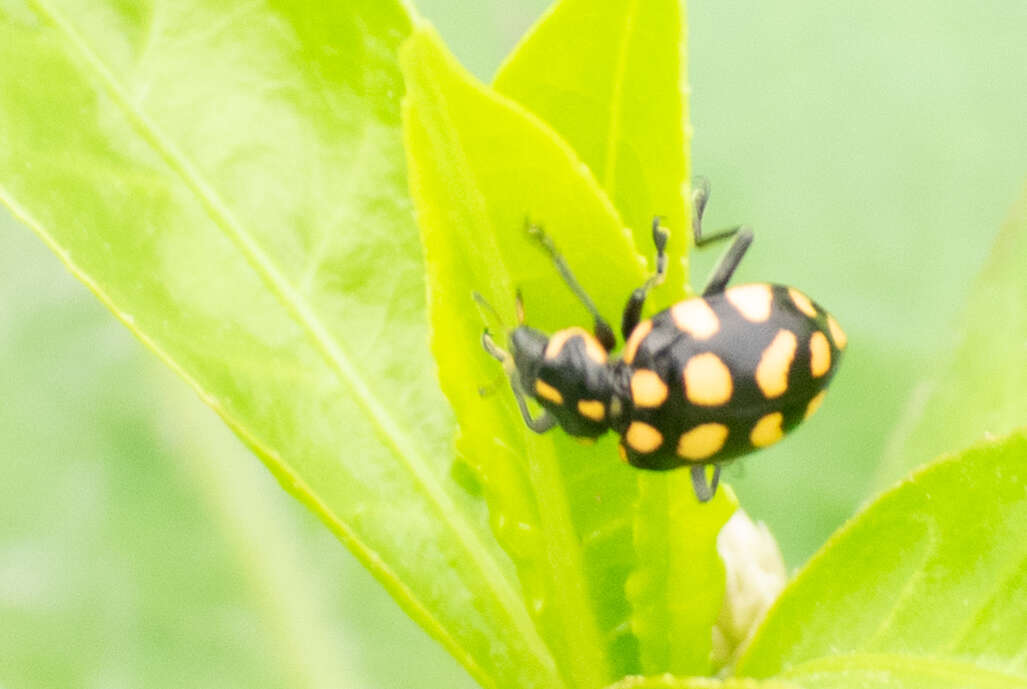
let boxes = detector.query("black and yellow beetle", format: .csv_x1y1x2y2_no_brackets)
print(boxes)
481,178,846,502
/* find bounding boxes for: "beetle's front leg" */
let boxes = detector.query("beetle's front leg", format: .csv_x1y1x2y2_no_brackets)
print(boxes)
481,329,557,433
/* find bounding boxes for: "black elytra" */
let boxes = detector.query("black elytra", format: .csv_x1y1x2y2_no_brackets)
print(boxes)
481,178,846,503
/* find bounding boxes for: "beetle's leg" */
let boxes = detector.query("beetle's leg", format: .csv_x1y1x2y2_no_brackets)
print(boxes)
701,227,753,296
481,329,557,433
690,177,754,296
512,386,558,433
472,290,509,332
691,176,743,247
481,327,510,363
621,217,670,340
622,177,750,337
527,223,617,352
690,464,722,503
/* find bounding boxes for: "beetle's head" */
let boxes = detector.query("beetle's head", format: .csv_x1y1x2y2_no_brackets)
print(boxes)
509,325,549,389
515,326,614,437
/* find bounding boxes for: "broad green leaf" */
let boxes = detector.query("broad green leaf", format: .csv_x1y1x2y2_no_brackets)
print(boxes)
878,185,1027,485
737,430,1027,686
768,655,1027,689
495,0,692,301
0,2,553,688
402,22,648,687
495,1,734,676
0,210,477,689
0,215,306,689
627,477,736,675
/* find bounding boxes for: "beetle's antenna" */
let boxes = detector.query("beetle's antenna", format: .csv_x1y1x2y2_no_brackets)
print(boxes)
473,291,510,333
526,220,616,351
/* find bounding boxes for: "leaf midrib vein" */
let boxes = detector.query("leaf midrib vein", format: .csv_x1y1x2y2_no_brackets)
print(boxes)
601,0,638,194
27,0,538,678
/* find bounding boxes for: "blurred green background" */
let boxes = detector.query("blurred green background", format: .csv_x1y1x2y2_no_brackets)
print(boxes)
1,1,1023,687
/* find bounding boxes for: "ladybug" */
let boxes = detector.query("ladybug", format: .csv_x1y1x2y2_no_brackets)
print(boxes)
481,178,846,502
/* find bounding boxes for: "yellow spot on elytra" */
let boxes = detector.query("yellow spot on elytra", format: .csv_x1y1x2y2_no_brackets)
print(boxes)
618,443,629,462
827,315,847,350
631,369,668,407
623,319,652,364
726,284,773,322
576,437,595,446
626,421,663,453
750,412,784,448
789,287,818,318
805,390,827,419
535,379,563,405
577,399,606,422
683,352,733,406
676,423,729,461
670,299,720,339
756,330,798,399
810,331,831,377
545,327,607,363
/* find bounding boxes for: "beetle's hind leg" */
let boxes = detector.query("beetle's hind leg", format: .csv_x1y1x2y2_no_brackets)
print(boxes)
481,329,557,433
691,177,754,296
692,176,740,247
702,227,753,296
690,464,722,503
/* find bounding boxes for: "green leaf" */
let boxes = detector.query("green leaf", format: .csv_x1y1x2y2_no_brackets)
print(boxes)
0,215,307,689
495,1,733,676
402,22,648,688
495,0,692,303
736,430,1027,687
603,677,800,689
628,477,737,675
878,185,1027,485
0,210,478,689
0,2,552,688
755,655,1027,689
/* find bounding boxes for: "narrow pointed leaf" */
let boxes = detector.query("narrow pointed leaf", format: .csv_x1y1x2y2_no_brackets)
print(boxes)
0,2,552,687
495,0,734,676
402,22,650,689
495,0,691,301
737,431,1027,685
628,477,737,675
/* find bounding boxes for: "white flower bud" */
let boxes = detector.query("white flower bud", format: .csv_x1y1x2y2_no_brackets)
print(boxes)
712,509,787,670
